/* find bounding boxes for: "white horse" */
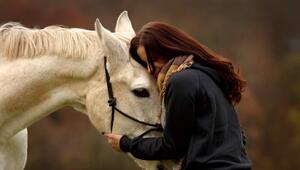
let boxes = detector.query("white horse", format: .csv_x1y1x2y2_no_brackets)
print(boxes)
0,11,175,170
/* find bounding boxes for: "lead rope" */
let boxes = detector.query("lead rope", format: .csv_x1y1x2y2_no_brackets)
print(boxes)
103,56,163,136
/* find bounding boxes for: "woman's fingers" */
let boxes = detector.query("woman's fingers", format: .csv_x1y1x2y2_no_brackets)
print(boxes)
103,133,123,152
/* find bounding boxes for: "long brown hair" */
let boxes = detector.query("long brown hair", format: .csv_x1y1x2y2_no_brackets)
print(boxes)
130,21,246,104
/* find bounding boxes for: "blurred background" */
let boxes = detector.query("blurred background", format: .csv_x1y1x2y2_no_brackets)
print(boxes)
0,0,299,169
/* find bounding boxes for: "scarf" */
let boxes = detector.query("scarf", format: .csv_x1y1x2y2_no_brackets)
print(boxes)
157,55,194,100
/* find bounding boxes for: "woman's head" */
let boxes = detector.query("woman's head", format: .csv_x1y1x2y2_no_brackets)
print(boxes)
130,21,246,104
130,22,200,75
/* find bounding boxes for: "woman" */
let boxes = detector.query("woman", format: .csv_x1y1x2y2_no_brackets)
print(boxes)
104,22,252,170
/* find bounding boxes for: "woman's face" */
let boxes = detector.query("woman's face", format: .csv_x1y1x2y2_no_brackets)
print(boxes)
137,46,166,78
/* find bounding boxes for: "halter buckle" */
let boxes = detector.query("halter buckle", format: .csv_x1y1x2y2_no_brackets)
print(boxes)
108,97,117,107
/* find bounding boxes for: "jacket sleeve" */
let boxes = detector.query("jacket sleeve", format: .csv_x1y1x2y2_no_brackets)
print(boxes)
120,71,197,160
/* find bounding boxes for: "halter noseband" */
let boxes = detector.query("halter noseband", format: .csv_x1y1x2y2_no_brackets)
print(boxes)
103,56,163,137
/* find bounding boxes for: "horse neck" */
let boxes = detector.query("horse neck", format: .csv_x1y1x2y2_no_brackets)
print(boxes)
0,53,102,142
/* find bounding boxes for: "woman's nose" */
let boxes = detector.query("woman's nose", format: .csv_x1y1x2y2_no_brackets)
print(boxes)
147,64,152,73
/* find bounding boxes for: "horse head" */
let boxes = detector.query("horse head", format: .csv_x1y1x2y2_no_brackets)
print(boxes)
86,11,161,138
85,11,173,170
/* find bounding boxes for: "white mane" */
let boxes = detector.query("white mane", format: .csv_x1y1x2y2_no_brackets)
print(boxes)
0,22,100,60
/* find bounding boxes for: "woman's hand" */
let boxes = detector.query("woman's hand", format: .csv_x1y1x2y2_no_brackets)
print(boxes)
104,133,123,152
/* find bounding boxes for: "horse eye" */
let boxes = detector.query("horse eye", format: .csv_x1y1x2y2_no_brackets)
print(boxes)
132,88,150,98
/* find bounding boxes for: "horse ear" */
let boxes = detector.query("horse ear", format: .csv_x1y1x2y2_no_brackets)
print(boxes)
95,18,121,51
95,18,102,39
95,18,111,43
115,11,135,38
95,18,126,64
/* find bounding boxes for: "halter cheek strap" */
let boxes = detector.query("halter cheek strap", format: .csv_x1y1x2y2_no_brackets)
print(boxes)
103,56,163,137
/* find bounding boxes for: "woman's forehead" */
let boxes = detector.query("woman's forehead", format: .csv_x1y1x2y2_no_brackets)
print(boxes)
137,46,147,62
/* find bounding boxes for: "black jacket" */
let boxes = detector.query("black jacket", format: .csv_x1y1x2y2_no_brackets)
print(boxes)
120,62,252,170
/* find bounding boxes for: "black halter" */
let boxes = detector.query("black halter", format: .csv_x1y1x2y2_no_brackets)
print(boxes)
103,56,163,137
